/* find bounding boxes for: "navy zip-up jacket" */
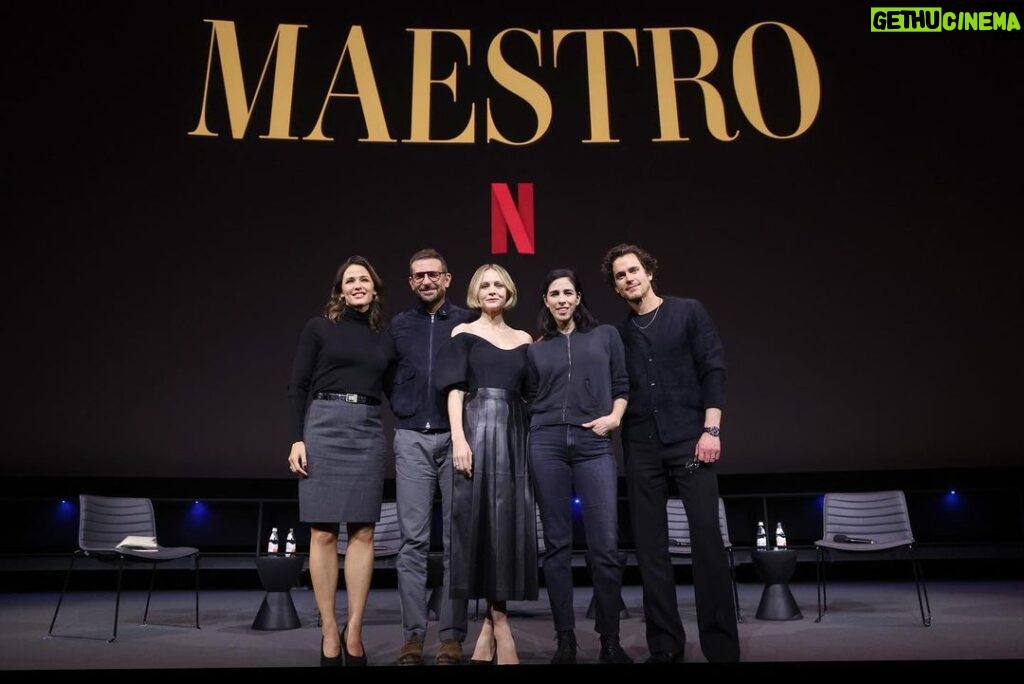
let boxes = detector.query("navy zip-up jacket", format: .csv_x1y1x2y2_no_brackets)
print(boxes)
387,300,476,430
526,324,629,428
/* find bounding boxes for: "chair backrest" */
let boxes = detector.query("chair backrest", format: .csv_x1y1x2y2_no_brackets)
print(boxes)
337,501,401,557
822,491,914,545
666,497,732,553
78,495,157,552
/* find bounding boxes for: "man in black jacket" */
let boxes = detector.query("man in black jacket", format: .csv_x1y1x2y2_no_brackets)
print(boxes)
601,243,740,663
388,249,476,665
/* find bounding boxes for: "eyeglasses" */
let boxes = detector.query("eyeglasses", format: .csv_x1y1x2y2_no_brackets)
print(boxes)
409,271,446,283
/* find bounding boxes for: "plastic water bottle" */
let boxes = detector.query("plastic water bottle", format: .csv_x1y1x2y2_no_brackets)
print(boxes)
756,521,767,549
285,528,297,556
775,522,787,549
267,527,280,555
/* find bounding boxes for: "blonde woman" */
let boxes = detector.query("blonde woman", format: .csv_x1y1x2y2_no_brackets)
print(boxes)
435,264,537,665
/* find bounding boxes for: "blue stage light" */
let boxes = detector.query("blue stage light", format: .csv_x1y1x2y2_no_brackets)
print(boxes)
188,500,209,523
57,499,75,515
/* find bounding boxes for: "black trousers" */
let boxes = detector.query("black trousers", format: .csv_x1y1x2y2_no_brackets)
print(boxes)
626,437,740,662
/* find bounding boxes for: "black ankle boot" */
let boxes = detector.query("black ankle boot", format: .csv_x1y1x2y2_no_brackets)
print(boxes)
599,634,633,664
551,629,577,665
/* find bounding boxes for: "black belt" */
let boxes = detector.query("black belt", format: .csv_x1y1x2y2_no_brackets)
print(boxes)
313,392,381,406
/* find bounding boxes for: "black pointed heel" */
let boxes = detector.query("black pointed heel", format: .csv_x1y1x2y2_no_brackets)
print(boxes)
320,633,343,667
341,625,367,667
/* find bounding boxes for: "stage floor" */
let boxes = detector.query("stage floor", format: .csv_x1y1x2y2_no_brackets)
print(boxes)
3,580,1023,672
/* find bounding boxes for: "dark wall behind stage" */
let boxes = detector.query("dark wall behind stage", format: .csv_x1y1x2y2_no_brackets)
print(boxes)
3,2,1022,479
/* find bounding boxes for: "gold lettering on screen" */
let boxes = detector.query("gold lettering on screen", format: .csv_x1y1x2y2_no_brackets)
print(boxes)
189,20,820,145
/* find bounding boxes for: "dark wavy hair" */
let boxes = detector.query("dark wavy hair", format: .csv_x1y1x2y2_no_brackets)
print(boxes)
537,268,599,339
324,255,385,331
600,243,658,288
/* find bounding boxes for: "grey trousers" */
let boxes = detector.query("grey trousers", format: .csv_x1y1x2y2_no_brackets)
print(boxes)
394,429,467,643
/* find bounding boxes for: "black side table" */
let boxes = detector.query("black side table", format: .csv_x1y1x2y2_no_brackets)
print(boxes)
750,549,802,620
252,554,304,630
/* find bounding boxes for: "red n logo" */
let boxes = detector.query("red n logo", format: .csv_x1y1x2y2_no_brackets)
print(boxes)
490,183,535,254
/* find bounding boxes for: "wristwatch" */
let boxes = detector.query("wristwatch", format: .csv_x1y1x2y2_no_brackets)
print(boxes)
703,426,721,437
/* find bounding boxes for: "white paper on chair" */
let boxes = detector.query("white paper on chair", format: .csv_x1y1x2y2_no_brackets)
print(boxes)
117,535,158,550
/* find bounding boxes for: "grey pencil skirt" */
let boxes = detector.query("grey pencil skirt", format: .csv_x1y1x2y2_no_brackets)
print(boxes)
299,399,385,524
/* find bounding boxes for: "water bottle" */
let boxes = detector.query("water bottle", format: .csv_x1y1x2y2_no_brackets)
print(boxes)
267,527,280,555
285,528,297,556
756,521,767,549
775,522,787,549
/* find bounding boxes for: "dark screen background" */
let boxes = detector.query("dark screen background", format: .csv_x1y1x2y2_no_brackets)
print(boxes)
4,2,1021,478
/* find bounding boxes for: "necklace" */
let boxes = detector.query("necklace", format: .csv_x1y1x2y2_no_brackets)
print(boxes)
631,305,661,330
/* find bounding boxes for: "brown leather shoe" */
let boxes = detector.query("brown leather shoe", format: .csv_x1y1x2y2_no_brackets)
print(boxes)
435,639,463,665
398,636,424,666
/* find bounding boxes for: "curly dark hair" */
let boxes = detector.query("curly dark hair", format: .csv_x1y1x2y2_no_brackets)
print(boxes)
323,255,385,331
536,268,599,339
600,243,658,289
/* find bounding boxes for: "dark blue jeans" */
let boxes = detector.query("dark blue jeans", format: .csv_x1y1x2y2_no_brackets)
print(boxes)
529,424,623,635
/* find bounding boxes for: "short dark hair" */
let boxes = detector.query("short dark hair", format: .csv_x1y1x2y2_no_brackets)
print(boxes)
537,268,599,339
600,243,658,288
408,248,448,273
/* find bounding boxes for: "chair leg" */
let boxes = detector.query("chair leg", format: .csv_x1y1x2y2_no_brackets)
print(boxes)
143,560,157,624
111,556,126,642
909,546,932,627
48,552,78,636
194,553,201,630
815,547,827,623
728,548,742,623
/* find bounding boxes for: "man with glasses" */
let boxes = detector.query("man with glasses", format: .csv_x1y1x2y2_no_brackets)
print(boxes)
387,249,475,665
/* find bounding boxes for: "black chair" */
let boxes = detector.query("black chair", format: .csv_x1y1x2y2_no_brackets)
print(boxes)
815,490,931,626
48,495,200,642
666,497,743,622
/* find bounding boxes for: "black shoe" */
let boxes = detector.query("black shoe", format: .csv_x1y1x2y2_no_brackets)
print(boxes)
599,635,633,664
550,630,577,665
320,633,343,667
341,625,367,667
645,650,685,664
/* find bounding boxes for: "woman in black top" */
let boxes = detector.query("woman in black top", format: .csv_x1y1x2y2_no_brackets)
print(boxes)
287,255,395,666
525,269,632,664
435,264,536,665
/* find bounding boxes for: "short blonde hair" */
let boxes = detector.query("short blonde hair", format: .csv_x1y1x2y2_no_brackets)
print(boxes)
466,263,518,311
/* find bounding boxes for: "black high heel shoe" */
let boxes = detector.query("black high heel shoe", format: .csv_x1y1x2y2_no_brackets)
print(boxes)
341,624,367,667
320,631,343,667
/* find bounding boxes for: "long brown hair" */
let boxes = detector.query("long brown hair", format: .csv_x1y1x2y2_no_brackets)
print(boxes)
324,255,385,331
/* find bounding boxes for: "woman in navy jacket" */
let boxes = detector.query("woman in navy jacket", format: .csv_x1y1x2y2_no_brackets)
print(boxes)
525,269,633,664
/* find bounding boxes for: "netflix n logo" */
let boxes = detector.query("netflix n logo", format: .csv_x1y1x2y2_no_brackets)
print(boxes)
491,183,534,255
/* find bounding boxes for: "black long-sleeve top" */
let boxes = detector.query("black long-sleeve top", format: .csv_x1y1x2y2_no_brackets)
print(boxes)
287,309,395,442
526,325,629,428
616,296,726,444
